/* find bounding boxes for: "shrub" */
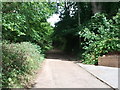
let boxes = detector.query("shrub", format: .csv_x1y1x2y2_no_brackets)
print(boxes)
78,12,120,64
2,41,44,88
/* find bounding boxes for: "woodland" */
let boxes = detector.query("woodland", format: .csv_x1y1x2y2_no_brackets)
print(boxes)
1,2,120,88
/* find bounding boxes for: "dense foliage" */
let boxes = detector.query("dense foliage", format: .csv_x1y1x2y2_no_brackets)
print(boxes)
2,2,55,52
79,12,120,64
54,2,120,64
2,2,56,88
1,2,120,88
2,41,44,88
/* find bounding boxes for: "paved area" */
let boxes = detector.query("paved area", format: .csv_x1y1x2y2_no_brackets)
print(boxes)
33,59,111,88
77,63,119,89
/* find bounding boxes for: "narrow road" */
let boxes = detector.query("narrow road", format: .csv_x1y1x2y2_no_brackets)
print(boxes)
33,49,111,88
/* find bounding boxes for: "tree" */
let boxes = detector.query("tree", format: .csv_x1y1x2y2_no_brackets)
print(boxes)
2,2,56,52
54,2,120,58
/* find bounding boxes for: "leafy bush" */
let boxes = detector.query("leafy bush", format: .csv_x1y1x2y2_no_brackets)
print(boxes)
2,2,55,52
78,12,120,64
2,41,44,88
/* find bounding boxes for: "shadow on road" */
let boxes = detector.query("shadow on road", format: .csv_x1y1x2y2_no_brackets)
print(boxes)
45,49,77,61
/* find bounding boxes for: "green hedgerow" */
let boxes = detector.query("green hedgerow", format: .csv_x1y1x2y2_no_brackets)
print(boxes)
78,12,120,64
2,41,44,88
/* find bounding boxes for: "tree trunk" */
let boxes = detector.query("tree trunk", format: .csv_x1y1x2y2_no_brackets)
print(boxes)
77,3,81,26
77,3,81,52
91,2,102,14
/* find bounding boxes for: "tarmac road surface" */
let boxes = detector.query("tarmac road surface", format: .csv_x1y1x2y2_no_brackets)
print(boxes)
33,49,111,88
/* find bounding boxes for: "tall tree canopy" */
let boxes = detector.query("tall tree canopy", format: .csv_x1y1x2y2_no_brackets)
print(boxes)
2,2,56,52
54,2,120,64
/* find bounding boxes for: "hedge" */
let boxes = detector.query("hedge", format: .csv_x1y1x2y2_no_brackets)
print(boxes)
2,41,44,88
